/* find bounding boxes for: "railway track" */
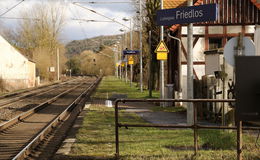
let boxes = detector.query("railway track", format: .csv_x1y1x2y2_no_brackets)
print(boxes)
0,78,88,122
0,76,101,160
0,78,80,109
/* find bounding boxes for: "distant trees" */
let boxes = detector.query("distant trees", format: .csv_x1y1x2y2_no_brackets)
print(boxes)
67,47,115,76
66,58,81,75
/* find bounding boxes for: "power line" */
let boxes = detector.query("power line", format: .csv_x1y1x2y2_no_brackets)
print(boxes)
73,2,130,29
71,18,113,22
69,2,114,58
73,1,132,4
0,0,25,17
0,17,40,21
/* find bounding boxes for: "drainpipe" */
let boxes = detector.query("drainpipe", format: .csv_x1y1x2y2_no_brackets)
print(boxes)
167,32,182,106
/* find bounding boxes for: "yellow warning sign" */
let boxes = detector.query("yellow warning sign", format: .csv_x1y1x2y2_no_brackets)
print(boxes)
155,41,169,53
129,56,134,61
116,63,119,67
157,52,167,60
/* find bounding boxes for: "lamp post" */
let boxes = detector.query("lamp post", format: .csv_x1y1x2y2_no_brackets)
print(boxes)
139,0,143,92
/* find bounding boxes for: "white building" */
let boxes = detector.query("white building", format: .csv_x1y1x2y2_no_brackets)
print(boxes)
0,35,36,92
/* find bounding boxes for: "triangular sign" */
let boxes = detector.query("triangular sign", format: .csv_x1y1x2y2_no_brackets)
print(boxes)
155,41,169,53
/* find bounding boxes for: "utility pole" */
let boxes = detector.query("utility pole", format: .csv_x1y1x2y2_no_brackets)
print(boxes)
125,30,128,83
149,30,152,97
139,0,143,92
56,48,60,81
187,0,194,125
160,0,165,105
114,45,119,78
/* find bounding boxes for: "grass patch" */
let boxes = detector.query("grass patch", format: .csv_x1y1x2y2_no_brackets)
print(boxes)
70,76,260,160
93,76,159,99
70,106,260,160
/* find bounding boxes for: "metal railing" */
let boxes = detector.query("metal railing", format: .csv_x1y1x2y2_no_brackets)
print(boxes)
114,99,260,160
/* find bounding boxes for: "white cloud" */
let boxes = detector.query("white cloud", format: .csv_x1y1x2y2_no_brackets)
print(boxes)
0,0,136,42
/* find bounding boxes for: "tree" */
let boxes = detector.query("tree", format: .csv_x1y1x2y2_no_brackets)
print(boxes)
66,58,81,75
4,1,67,81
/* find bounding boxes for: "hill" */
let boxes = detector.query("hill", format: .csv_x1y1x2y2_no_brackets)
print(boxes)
65,34,121,56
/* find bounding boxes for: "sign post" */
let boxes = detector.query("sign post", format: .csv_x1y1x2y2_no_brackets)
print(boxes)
159,0,164,106
123,50,139,86
156,3,218,124
155,40,169,106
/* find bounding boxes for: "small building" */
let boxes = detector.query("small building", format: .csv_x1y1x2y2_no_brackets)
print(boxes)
0,35,36,92
164,0,260,97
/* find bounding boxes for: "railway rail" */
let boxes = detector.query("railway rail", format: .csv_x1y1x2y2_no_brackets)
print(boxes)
0,77,90,122
0,78,80,109
0,76,101,160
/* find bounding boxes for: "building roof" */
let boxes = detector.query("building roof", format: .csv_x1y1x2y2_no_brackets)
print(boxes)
167,0,259,31
251,0,260,9
163,0,187,9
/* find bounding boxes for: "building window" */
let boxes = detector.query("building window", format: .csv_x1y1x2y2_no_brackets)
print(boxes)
209,37,222,49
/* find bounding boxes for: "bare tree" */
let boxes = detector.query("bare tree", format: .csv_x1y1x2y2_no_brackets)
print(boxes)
11,1,67,81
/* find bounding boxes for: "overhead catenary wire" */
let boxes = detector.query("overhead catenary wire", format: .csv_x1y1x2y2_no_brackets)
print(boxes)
0,0,25,17
0,17,40,21
71,18,113,22
73,1,132,4
72,2,130,29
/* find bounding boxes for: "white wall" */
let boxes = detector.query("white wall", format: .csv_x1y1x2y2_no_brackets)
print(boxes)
0,35,35,91
255,25,260,56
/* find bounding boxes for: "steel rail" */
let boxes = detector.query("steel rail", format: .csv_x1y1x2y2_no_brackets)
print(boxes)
12,77,101,160
0,78,77,100
0,81,85,131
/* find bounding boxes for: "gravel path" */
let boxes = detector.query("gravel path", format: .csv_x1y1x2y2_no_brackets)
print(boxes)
122,102,187,125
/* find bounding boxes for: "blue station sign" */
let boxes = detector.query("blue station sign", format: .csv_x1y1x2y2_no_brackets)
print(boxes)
156,4,218,26
123,50,140,55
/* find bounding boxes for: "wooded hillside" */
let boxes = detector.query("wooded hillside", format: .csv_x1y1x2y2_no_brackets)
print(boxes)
65,35,120,56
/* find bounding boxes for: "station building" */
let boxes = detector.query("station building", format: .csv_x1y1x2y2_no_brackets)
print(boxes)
0,35,36,92
163,0,260,120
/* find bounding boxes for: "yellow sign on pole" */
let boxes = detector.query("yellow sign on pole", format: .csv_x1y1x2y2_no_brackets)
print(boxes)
155,41,169,60
155,41,169,53
157,52,168,60
128,56,134,65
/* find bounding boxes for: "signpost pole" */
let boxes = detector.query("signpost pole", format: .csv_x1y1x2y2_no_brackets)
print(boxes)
160,0,165,106
187,0,194,125
57,47,60,81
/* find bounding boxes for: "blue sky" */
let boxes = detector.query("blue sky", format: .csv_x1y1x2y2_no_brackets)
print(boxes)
0,0,136,42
